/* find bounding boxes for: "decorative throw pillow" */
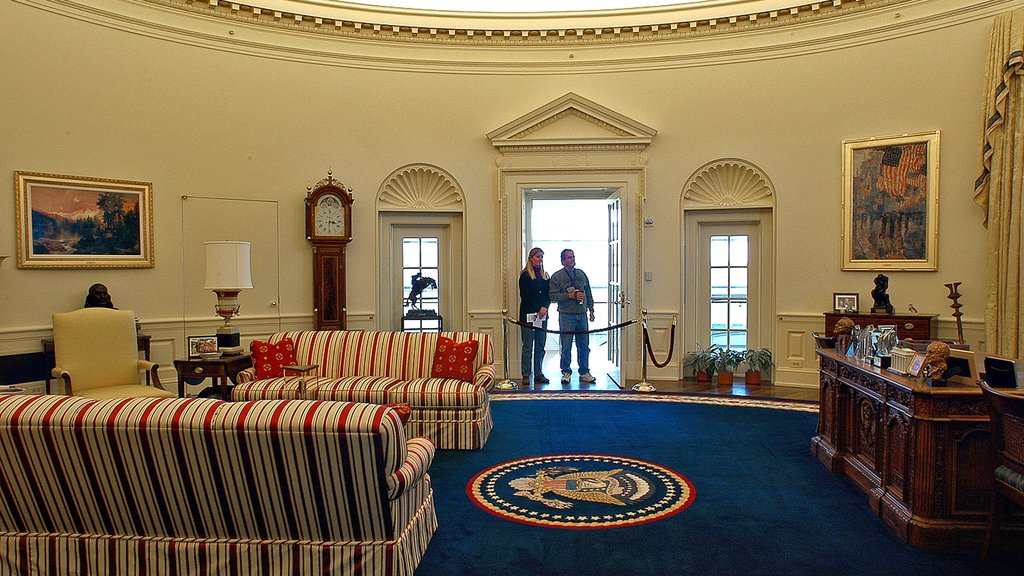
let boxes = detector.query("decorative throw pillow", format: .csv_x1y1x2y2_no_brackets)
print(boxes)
251,338,297,379
385,402,412,425
430,336,479,382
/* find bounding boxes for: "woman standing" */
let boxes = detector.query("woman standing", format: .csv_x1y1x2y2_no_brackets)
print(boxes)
519,247,551,385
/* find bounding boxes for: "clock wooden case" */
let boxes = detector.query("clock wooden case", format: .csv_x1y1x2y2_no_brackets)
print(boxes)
305,171,353,330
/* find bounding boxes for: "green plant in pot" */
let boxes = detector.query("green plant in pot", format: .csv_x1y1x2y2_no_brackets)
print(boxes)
743,347,774,385
712,347,744,385
683,342,721,382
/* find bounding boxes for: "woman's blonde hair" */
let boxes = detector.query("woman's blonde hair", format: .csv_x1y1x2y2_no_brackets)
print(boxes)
523,247,549,280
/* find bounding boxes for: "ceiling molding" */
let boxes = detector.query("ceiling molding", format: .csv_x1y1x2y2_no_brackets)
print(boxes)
13,0,1024,73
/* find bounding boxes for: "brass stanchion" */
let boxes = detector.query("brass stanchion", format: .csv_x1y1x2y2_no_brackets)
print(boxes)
495,309,519,390
632,308,656,392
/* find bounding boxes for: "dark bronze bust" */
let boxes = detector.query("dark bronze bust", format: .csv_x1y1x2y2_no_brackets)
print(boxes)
84,283,115,308
870,274,894,314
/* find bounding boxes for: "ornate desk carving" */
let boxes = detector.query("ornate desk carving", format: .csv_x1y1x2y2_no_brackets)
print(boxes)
812,349,1020,548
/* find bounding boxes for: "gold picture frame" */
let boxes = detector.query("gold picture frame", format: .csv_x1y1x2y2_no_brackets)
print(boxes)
15,171,154,269
841,131,939,271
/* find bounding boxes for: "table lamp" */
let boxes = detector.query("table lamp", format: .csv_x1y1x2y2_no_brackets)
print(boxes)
204,241,253,354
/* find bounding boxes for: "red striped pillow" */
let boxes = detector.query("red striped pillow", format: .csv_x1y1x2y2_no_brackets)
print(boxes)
251,338,297,378
430,336,478,382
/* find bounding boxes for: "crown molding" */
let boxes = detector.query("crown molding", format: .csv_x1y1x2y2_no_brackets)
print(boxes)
13,0,1024,73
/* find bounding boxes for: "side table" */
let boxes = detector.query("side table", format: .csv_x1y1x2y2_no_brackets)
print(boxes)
174,354,252,399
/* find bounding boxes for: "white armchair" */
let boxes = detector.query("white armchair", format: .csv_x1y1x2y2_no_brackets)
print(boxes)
51,308,174,399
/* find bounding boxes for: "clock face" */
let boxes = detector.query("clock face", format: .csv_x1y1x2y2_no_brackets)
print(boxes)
314,194,346,237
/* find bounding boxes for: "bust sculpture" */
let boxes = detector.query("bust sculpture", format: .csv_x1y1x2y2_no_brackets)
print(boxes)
923,341,950,381
84,283,115,309
870,274,894,315
834,317,855,335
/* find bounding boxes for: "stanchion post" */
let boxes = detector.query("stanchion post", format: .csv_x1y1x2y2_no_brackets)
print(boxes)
632,308,657,392
495,309,519,390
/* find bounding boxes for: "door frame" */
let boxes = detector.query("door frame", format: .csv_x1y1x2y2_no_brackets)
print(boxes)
500,167,644,381
682,208,775,377
378,212,465,331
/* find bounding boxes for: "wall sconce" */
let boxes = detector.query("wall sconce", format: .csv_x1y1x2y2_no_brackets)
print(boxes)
204,241,252,354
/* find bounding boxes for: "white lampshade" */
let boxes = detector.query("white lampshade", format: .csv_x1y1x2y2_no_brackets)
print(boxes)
204,241,253,290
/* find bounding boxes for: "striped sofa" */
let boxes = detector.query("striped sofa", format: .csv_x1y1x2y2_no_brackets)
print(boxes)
231,330,495,450
0,394,436,576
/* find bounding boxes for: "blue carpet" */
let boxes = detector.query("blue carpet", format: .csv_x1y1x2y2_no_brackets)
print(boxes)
415,396,1020,576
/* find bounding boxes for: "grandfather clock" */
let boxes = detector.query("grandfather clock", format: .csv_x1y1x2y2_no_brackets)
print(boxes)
305,170,353,330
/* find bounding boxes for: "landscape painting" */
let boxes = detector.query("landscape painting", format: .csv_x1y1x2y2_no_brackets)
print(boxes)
841,132,939,271
15,171,154,268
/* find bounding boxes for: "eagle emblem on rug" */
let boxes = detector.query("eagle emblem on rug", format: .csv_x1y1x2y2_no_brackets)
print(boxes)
467,454,695,528
508,466,653,509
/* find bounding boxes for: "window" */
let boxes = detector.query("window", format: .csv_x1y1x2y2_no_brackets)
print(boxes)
402,236,439,318
709,234,748,351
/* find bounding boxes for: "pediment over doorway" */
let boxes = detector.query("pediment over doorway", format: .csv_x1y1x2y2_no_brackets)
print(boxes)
487,92,656,153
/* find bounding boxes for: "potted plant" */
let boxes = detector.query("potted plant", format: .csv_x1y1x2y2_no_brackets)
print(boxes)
712,347,744,385
743,347,774,385
683,342,720,383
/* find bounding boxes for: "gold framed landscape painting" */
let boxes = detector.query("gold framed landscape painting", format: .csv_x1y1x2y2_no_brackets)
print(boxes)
841,131,939,271
15,171,154,269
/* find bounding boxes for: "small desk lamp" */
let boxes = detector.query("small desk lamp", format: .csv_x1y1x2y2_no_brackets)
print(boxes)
204,241,253,354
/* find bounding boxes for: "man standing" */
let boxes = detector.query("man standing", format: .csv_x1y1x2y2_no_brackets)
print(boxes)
549,248,597,384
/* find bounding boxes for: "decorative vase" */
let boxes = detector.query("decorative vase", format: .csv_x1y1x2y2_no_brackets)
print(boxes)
696,370,712,383
744,370,762,385
717,371,734,385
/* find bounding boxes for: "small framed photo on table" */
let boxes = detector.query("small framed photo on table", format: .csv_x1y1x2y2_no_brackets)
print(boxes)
188,335,219,358
908,353,926,377
833,292,859,313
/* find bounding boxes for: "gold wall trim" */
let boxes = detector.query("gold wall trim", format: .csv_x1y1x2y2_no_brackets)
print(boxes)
13,0,1023,73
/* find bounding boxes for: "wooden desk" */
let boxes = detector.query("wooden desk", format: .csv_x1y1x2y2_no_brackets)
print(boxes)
823,312,936,341
43,334,151,393
812,349,1022,548
174,354,252,399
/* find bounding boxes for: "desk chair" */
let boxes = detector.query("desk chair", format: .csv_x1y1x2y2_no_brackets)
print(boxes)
51,308,174,399
811,332,836,349
979,382,1024,559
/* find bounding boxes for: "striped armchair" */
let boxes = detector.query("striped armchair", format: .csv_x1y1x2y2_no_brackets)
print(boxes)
231,331,495,450
0,395,436,576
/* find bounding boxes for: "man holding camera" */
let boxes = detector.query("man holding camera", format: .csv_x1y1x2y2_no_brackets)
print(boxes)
549,248,597,384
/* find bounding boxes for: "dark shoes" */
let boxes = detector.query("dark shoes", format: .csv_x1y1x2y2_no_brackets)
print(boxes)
534,374,550,384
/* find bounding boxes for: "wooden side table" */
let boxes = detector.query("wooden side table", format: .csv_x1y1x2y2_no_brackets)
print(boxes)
43,334,152,393
174,354,253,399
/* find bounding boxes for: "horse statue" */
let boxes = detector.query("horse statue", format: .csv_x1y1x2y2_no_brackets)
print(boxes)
405,272,438,310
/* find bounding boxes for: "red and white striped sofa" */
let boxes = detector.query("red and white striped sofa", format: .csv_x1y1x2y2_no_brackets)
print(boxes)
0,394,436,576
230,330,495,450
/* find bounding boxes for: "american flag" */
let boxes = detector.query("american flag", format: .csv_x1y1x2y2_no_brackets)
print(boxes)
878,144,927,198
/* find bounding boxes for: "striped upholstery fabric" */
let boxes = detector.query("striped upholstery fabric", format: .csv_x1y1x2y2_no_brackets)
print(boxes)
0,395,436,576
233,331,495,450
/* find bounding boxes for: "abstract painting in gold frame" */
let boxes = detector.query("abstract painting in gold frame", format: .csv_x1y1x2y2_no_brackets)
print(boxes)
15,171,154,269
841,131,939,271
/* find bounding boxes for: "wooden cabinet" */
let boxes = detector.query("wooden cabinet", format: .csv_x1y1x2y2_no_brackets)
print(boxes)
812,349,1021,548
824,312,936,341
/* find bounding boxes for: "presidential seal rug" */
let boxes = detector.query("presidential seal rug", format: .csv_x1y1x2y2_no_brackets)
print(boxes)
467,453,695,529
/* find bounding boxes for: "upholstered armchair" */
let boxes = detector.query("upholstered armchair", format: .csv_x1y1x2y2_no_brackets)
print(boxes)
51,308,174,399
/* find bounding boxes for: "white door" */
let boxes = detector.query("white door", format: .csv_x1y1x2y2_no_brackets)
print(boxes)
684,210,773,366
379,214,463,332
606,193,624,386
